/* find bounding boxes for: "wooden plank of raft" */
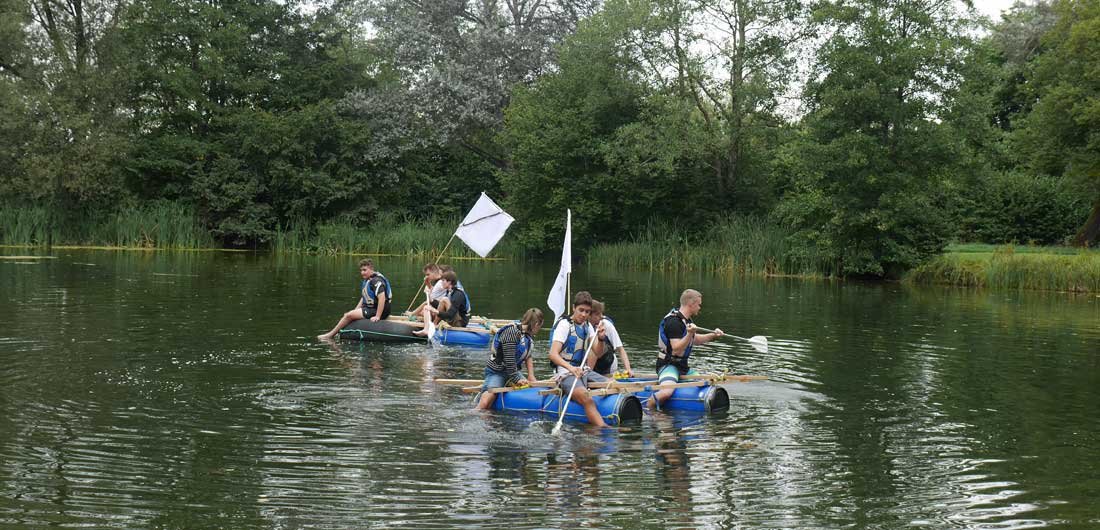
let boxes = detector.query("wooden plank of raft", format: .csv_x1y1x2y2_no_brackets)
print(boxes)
387,315,521,329
435,378,555,388
461,385,549,395
533,381,709,397
629,373,767,383
589,380,708,391
382,318,497,335
434,378,483,385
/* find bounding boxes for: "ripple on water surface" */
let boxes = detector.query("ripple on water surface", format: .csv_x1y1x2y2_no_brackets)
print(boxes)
2,255,1099,528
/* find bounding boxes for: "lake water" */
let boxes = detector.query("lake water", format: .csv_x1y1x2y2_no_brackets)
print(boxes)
1,250,1098,529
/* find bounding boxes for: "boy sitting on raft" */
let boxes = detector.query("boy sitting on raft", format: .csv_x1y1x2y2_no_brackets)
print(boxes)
588,299,634,378
475,308,544,410
409,263,446,318
649,289,724,409
548,291,609,428
415,270,471,334
317,259,392,340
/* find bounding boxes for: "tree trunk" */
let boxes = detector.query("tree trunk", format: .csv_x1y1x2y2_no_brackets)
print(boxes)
1072,198,1100,247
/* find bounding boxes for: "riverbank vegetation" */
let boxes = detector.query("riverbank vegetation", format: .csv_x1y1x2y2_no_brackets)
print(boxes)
2,0,1097,286
906,245,1100,292
586,217,839,277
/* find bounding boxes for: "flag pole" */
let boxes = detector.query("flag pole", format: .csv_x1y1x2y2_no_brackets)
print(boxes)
566,208,571,310
404,232,456,313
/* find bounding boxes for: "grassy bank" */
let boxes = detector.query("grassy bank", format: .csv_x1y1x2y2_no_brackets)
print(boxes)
905,245,1100,292
586,217,837,277
1,205,524,258
0,203,215,249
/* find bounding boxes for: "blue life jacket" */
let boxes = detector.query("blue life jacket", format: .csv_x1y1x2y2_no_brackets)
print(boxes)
451,282,472,320
657,308,692,369
493,322,532,366
550,317,592,367
457,279,472,315
361,272,392,308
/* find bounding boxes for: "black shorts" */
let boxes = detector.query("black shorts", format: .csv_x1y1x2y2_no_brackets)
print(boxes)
429,299,441,309
445,314,469,328
363,306,391,320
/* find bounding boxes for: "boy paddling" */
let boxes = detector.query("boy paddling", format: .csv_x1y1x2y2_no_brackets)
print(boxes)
548,291,609,427
318,259,392,340
649,289,724,409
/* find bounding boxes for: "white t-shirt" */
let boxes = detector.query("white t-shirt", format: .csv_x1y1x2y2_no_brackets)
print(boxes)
601,318,623,350
551,318,595,376
428,279,447,302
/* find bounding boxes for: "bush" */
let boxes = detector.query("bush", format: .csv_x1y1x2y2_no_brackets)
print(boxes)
954,172,1089,245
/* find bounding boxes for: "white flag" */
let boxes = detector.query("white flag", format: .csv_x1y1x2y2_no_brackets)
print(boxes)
546,210,571,322
454,192,515,257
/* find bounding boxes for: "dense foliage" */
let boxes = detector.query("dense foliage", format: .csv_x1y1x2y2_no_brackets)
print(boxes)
1,0,1097,275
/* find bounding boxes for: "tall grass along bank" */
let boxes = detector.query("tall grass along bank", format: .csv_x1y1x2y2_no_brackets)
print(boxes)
1,203,214,249
586,217,837,277
905,246,1100,293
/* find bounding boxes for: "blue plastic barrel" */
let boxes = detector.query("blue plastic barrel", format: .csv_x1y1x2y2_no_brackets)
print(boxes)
476,387,643,425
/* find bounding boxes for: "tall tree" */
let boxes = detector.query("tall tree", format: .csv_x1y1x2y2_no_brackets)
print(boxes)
1012,0,1100,246
777,0,981,276
499,3,645,250
346,0,597,167
617,0,811,208
118,0,380,245
0,0,129,244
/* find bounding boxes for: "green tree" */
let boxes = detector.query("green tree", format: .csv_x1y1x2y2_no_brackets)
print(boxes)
118,0,380,245
1012,0,1100,246
777,0,981,276
347,0,596,169
611,0,811,213
0,0,130,244
499,4,645,251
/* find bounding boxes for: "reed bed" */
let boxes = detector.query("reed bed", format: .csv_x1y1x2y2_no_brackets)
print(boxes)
586,217,837,277
0,206,55,245
0,203,214,249
905,246,1100,292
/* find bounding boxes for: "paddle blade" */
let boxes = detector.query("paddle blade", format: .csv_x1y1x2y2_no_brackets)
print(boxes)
748,335,768,353
425,319,437,341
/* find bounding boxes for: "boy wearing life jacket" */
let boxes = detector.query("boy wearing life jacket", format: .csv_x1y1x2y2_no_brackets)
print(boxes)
317,258,393,340
475,308,544,410
548,291,609,427
422,270,470,328
649,289,724,409
588,300,634,378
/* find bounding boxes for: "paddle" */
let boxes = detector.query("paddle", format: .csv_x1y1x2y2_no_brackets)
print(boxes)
551,323,602,436
419,305,439,344
694,326,768,352
403,234,456,313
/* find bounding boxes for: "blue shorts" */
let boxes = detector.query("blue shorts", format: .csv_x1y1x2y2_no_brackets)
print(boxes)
482,367,523,391
658,364,697,385
482,367,509,391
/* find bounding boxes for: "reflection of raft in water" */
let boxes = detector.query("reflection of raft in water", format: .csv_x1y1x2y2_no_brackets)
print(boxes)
338,317,498,347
